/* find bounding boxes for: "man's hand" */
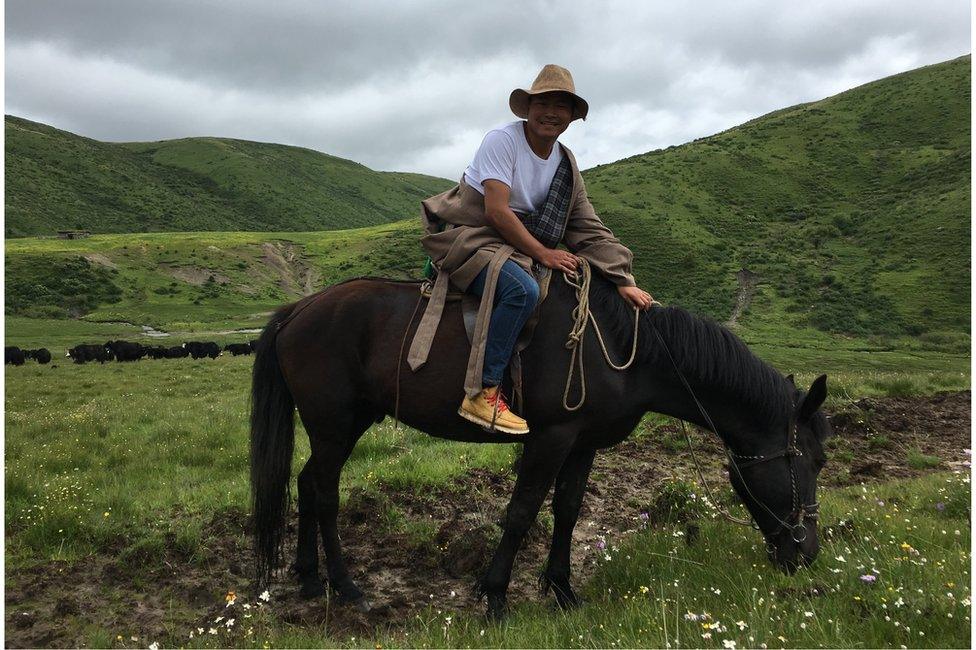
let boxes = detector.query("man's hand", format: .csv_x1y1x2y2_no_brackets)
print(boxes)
618,285,656,311
539,249,582,274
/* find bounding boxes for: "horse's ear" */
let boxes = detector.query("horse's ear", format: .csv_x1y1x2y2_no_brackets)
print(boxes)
785,373,795,386
798,374,827,420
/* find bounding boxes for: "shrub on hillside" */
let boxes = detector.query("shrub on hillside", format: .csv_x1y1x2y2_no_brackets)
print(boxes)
5,255,123,318
917,331,970,353
804,278,908,337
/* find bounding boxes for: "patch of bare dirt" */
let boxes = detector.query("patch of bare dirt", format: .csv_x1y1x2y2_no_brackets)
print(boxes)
5,391,969,648
260,242,321,296
160,264,231,286
83,253,118,270
822,390,972,481
4,512,243,648
726,268,759,328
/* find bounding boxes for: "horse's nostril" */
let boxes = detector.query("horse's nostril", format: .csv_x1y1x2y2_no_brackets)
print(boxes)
778,557,800,574
801,546,820,566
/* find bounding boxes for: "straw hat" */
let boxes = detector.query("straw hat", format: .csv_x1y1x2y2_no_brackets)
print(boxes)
509,64,589,121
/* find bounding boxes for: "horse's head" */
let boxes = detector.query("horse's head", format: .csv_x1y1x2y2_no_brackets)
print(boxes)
728,374,831,573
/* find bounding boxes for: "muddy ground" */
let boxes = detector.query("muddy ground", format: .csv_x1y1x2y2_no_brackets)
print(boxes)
5,390,970,648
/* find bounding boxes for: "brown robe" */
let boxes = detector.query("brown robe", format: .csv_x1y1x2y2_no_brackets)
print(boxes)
407,141,636,399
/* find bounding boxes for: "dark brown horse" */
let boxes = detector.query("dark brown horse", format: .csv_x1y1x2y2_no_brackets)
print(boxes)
250,270,831,620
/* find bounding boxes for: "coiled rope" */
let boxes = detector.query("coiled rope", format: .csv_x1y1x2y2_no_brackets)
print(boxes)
560,259,644,411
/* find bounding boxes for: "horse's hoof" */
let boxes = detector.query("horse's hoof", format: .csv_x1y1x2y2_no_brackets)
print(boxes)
349,596,372,613
332,582,367,606
485,594,507,622
299,579,326,599
542,576,582,611
553,585,583,611
556,593,584,611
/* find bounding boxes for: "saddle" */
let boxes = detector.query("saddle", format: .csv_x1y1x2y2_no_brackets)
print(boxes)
419,265,553,409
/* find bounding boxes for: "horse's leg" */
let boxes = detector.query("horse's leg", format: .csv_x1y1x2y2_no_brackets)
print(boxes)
478,428,576,620
305,407,373,610
541,447,596,610
292,459,325,598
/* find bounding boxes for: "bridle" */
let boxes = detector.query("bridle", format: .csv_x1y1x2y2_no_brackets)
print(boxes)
648,318,819,547
728,419,820,546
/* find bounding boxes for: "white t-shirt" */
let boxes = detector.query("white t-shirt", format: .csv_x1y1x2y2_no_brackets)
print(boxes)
463,120,564,214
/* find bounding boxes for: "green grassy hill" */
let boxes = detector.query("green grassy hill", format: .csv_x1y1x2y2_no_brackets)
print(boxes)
4,116,453,237
4,55,970,346
4,225,425,329
585,54,970,338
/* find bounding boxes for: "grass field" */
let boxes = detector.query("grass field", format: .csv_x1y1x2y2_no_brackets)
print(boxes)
353,473,971,650
4,334,971,647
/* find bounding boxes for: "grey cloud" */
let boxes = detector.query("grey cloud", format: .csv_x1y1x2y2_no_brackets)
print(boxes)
6,0,548,92
5,0,970,178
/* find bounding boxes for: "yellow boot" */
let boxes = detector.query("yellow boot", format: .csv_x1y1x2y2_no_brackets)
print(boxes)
458,385,530,435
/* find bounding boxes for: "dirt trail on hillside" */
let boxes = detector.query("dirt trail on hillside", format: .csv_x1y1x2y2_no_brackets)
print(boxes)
5,390,970,648
261,242,321,296
159,263,231,286
727,268,759,327
83,253,118,270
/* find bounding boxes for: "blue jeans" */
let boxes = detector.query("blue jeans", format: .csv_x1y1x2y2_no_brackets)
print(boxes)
467,259,540,387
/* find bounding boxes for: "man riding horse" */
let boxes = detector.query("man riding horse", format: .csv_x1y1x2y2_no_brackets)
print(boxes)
250,64,831,622
407,64,656,434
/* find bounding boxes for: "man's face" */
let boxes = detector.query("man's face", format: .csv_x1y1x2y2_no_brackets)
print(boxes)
525,91,575,141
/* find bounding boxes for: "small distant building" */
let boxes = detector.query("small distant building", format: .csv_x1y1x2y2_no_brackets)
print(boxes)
56,230,91,239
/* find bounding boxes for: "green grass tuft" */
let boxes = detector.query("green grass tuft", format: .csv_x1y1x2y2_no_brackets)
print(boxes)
906,447,941,469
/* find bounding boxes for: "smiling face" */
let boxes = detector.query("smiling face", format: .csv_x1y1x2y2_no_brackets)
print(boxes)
525,91,575,142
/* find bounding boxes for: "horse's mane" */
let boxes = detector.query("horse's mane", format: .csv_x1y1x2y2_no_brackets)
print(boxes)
579,271,795,429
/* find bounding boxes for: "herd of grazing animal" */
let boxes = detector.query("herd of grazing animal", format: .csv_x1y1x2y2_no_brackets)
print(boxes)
4,340,258,366
4,347,50,366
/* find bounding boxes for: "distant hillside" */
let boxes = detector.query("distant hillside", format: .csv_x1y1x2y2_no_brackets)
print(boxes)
4,55,970,343
584,54,970,337
4,116,453,237
3,226,427,329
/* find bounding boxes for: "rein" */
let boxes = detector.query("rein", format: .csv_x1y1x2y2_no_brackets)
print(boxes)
561,262,817,544
647,320,819,544
388,264,817,546
388,269,818,546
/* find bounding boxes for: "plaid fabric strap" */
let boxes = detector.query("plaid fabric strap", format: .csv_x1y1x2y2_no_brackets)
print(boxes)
519,155,572,249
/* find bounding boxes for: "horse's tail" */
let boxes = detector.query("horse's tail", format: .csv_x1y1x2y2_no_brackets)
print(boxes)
250,304,297,587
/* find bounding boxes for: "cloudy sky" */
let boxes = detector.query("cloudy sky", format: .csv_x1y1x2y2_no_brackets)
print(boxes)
5,0,970,179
